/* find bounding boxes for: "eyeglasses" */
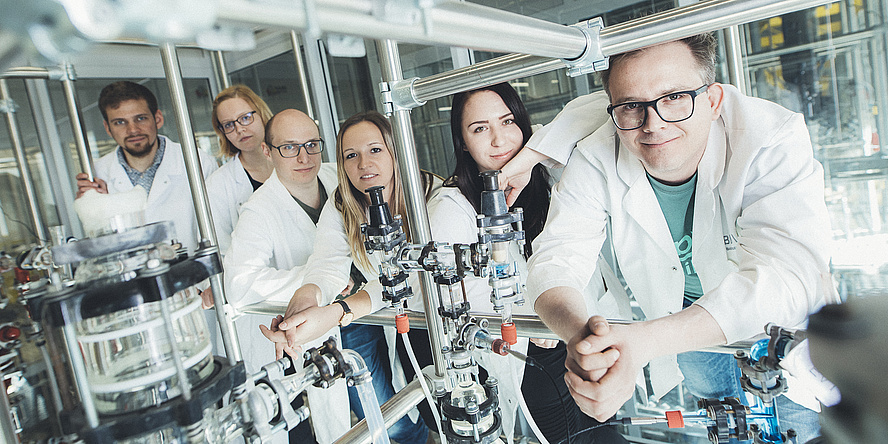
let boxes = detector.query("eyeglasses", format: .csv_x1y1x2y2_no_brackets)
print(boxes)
218,111,257,134
269,139,325,158
607,84,710,131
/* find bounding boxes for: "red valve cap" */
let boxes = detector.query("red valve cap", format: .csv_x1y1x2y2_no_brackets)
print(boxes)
501,322,517,345
0,325,21,342
665,410,684,428
395,313,410,334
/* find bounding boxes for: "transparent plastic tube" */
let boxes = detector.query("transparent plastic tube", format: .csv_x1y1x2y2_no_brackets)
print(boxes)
401,332,445,439
341,349,390,444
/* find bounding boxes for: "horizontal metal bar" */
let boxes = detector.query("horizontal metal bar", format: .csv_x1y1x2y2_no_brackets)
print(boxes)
1,67,53,80
599,0,835,57
412,54,563,104
241,302,757,354
332,378,425,444
408,0,833,105
216,0,587,60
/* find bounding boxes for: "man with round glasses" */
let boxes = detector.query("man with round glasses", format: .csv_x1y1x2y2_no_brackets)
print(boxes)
501,34,832,442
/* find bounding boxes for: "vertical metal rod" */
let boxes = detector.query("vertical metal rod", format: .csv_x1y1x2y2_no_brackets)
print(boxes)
159,43,243,364
59,64,95,181
0,373,20,444
25,78,84,240
62,321,100,428
158,286,193,401
0,78,47,244
211,51,231,91
300,34,338,148
724,26,748,94
290,31,316,120
375,39,447,378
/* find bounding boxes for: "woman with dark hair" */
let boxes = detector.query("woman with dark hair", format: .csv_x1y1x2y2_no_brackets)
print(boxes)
429,82,628,444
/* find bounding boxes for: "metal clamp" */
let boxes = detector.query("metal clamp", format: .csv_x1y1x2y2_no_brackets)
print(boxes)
563,17,609,77
380,77,426,115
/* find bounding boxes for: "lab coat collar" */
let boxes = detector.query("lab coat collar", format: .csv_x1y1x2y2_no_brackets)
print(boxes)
262,167,339,224
149,137,183,206
263,170,310,218
615,133,677,259
231,153,248,186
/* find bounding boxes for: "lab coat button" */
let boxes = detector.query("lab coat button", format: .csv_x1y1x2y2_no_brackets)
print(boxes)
672,266,678,271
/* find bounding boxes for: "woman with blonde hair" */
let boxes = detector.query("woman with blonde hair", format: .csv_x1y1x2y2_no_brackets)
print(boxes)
264,110,436,444
207,84,274,254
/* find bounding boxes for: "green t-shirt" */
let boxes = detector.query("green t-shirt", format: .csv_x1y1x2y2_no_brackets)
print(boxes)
648,173,703,307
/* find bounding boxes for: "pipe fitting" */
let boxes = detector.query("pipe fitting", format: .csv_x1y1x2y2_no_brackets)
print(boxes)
380,77,426,114
562,17,609,77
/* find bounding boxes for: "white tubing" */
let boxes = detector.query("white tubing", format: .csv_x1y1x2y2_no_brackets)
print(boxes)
401,332,445,439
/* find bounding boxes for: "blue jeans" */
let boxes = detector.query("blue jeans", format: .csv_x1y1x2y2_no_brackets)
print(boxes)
677,351,821,443
340,323,428,444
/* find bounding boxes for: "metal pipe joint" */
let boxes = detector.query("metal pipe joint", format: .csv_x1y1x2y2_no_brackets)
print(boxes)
563,17,609,77
380,77,426,113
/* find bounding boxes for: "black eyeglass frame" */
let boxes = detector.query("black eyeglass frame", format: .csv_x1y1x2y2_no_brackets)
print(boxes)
269,139,325,158
606,84,711,131
218,111,257,134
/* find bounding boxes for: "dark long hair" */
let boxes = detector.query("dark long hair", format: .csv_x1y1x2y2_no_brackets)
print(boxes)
447,82,550,257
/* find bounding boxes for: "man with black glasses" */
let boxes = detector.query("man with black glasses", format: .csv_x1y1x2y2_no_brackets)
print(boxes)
502,34,832,442
224,108,347,444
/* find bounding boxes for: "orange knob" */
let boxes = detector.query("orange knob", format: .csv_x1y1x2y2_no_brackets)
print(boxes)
665,410,684,428
395,313,410,334
501,322,517,345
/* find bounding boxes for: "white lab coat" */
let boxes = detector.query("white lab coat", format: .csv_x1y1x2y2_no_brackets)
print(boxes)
427,186,630,442
93,135,219,253
526,85,832,409
207,153,253,255
223,164,348,444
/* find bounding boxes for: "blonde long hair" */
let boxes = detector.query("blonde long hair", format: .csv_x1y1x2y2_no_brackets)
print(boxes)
211,85,273,158
334,111,434,269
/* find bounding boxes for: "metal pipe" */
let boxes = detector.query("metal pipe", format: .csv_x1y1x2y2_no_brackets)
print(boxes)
289,31,316,120
0,371,19,444
0,67,52,79
300,34,338,156
723,26,748,94
406,0,832,106
412,54,562,104
598,0,832,57
333,378,425,444
211,51,231,91
62,321,100,428
0,78,47,244
158,43,243,364
59,64,95,181
241,302,757,355
217,0,587,61
25,79,84,240
376,39,447,378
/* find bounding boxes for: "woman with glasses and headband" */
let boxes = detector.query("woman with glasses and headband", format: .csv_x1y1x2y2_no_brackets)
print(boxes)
261,110,437,444
207,85,274,255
